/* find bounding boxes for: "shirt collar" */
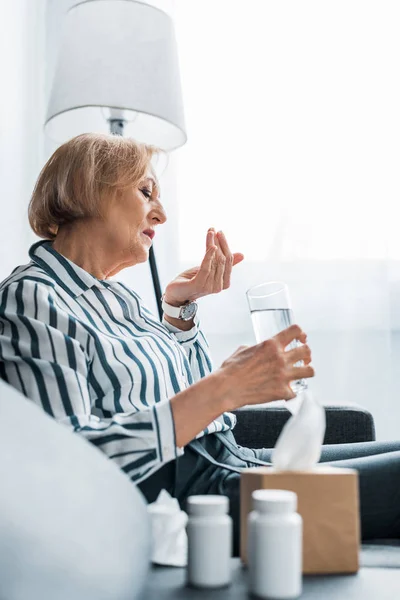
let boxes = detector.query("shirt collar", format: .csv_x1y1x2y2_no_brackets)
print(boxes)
29,240,108,298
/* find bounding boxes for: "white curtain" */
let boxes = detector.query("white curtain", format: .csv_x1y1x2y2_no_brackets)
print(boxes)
172,0,400,440
0,0,46,274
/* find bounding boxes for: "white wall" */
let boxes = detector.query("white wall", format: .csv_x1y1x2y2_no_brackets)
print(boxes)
0,0,46,278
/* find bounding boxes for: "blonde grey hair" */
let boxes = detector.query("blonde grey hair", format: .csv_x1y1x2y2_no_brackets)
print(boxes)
29,132,160,239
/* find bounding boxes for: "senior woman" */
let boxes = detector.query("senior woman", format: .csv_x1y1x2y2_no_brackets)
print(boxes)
0,133,400,554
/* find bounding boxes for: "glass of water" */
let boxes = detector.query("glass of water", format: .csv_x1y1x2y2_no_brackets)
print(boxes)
246,281,307,395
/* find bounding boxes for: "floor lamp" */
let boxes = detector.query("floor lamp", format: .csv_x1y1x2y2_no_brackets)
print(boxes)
45,0,187,320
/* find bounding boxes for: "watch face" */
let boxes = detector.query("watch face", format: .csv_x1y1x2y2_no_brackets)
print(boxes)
180,302,197,321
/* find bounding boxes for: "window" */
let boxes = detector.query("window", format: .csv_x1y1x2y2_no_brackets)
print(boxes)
173,0,400,439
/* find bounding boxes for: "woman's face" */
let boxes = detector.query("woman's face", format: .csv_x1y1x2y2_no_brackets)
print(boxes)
103,172,167,269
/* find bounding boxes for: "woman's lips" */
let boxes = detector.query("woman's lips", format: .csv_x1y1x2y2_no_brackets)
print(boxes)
142,230,155,241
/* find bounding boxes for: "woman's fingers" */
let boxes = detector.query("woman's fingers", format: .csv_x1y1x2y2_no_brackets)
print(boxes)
205,229,224,292
282,386,297,401
206,228,216,251
232,252,245,266
200,229,218,273
275,325,307,349
217,231,233,289
196,246,217,285
213,233,226,291
204,228,222,292
287,364,315,382
285,344,312,366
203,227,244,294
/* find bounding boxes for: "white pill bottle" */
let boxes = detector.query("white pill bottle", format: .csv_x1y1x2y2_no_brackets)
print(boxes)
186,495,232,588
248,489,302,599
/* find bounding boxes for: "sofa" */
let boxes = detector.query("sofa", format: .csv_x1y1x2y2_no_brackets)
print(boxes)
0,378,398,600
232,403,376,448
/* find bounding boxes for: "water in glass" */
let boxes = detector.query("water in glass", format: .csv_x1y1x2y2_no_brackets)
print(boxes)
250,307,306,395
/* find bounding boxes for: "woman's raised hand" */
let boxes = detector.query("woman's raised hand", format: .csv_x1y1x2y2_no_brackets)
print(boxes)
163,228,244,306
218,325,315,410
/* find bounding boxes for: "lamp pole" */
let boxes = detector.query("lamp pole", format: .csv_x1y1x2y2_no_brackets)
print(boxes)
109,116,163,320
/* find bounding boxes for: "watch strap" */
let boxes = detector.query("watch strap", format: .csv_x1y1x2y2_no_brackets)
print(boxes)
161,296,184,319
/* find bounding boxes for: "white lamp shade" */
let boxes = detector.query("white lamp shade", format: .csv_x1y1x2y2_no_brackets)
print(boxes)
45,0,187,151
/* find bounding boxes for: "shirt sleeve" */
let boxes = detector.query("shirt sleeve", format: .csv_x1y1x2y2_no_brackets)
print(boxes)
163,314,214,382
0,280,183,484
162,313,200,343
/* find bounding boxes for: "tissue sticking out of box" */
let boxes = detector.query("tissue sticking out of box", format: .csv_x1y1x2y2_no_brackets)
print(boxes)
272,389,326,471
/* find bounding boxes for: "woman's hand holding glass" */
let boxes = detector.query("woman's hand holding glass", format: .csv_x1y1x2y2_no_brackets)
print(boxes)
163,228,244,307
218,325,314,409
171,324,314,447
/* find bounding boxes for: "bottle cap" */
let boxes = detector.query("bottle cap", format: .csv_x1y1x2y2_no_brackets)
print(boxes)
252,489,297,514
187,495,229,516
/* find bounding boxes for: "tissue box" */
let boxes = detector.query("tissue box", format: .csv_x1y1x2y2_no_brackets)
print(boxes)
241,466,360,574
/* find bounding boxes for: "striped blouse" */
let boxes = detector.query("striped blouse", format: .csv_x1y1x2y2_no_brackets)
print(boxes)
0,241,236,483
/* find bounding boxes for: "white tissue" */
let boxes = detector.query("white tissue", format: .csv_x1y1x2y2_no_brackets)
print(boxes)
147,489,188,567
272,389,326,471
283,393,304,415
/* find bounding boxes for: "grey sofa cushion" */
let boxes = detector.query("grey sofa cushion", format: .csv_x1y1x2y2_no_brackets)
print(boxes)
232,405,376,449
0,380,151,600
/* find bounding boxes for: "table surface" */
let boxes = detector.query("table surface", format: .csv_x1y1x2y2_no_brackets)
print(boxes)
141,553,400,600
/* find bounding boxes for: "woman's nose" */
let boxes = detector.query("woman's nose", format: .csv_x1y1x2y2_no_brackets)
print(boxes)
151,202,167,225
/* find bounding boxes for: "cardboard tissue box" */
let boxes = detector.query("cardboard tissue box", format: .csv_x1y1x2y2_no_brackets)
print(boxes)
241,390,360,574
241,465,360,574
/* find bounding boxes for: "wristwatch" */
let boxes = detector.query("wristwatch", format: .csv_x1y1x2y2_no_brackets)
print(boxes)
161,295,198,322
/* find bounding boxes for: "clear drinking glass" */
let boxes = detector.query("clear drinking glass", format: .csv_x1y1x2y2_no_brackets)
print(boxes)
246,281,307,395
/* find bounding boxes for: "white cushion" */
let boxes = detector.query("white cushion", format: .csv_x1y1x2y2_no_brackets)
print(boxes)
0,380,150,600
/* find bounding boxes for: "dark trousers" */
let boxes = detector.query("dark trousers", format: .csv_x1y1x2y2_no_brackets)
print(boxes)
138,430,400,556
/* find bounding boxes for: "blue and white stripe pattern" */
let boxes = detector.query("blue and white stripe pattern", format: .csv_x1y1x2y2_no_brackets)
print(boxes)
0,241,236,483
